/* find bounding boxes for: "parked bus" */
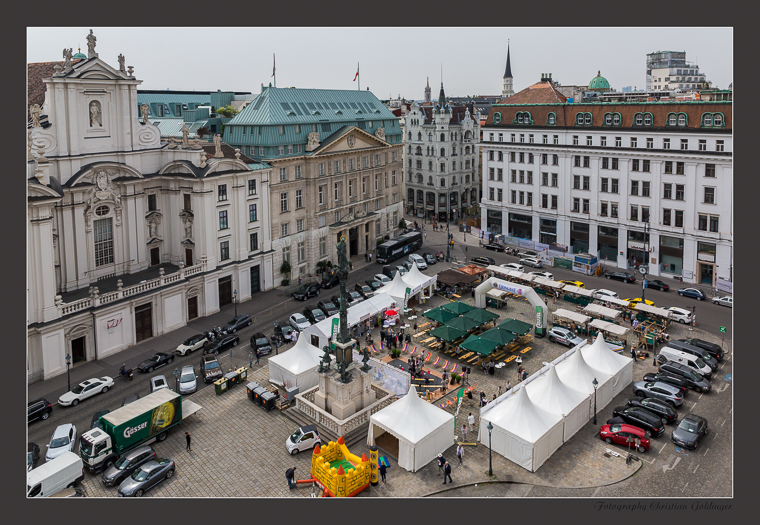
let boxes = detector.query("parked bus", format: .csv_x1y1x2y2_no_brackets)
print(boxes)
376,231,423,264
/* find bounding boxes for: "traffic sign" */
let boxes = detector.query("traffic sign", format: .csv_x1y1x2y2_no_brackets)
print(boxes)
719,326,726,333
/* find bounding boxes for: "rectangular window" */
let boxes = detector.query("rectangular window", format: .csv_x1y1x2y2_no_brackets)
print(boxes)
663,183,672,199
642,206,650,223
488,151,494,161
295,165,302,179
392,170,397,185
710,216,719,232
552,173,558,187
335,183,340,201
362,177,367,194
319,237,326,257
664,161,673,174
675,210,684,227
93,218,114,266
297,241,305,262
698,139,706,151
676,162,684,175
551,195,558,209
529,134,534,144
281,223,289,237
497,151,503,161
541,154,548,165
287,145,293,155
349,159,355,170
573,135,579,146
282,246,290,266
489,187,495,200
586,136,592,146
543,134,548,144
318,215,325,227
248,179,257,195
385,172,389,187
296,189,303,208
553,135,559,145
511,170,516,183
646,138,653,149
600,136,607,147
600,202,608,216
220,241,230,261
681,139,688,150
675,184,685,200
583,156,590,168
348,180,354,198
527,192,533,206
519,152,525,163
497,168,503,181
318,186,325,205
573,198,580,213
704,187,715,204
582,198,589,213
249,203,257,222
632,159,640,172
520,134,524,143
250,232,259,252
542,194,548,208
362,156,368,169
611,203,618,218
601,177,609,192
631,180,639,196
630,137,637,148
602,157,609,169
573,175,581,189
642,181,650,197
519,191,524,205
280,192,289,212
219,210,228,230
630,205,638,221
574,155,581,168
662,209,671,226
611,178,619,193
552,155,558,165
705,164,716,177
542,172,549,186
489,168,495,180
375,175,379,191
510,152,515,162
642,159,650,172
615,137,622,147
527,171,533,184
716,140,724,152
519,171,525,184
582,176,590,190
611,158,618,170
278,146,285,155
183,193,191,211
218,184,227,201
279,168,287,182
698,214,708,231
148,194,157,211
278,125,285,135
511,190,516,204
334,160,340,173
497,189,503,202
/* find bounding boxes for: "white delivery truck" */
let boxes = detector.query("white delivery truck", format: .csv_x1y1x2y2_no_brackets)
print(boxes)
27,451,84,497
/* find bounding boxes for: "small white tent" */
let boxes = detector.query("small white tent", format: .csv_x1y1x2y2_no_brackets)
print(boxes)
268,332,324,391
368,385,455,472
404,263,436,297
382,271,413,306
554,345,614,415
302,293,397,349
525,364,591,442
479,385,564,472
581,334,633,398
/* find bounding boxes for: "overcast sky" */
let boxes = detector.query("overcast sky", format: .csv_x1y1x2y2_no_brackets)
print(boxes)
27,27,733,99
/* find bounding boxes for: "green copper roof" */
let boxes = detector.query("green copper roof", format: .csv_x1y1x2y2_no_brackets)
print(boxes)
588,71,610,90
72,50,87,60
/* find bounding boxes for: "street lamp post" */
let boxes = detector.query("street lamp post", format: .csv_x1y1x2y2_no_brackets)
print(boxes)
642,219,650,302
486,421,494,477
233,289,238,318
446,194,451,263
65,353,71,392
173,368,179,392
592,377,599,425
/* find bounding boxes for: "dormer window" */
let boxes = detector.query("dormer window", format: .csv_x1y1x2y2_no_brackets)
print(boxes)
714,114,723,126
644,114,652,126
547,113,556,125
612,114,620,126
703,114,713,126
635,114,643,126
604,114,612,125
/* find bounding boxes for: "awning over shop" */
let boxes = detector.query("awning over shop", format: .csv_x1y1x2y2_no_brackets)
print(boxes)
632,303,671,318
532,277,564,289
596,296,631,307
487,289,508,300
437,269,479,287
562,285,593,297
589,319,630,337
552,308,591,325
583,304,621,320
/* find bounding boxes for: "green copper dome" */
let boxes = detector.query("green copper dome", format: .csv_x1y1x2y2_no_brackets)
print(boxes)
588,70,610,91
72,48,87,60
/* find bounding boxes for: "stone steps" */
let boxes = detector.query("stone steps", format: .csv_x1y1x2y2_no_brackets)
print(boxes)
279,405,370,449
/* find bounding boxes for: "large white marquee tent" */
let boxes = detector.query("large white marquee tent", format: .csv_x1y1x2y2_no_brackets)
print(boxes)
554,344,614,412
525,364,591,442
268,332,324,391
581,334,633,398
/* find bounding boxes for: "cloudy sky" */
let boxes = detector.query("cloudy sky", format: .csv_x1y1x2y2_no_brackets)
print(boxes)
27,27,733,98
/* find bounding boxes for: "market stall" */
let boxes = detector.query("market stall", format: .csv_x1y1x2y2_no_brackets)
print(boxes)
588,319,630,352
562,285,594,306
551,309,591,334
486,288,509,309
436,269,479,295
404,263,437,303
583,303,621,321
629,303,672,350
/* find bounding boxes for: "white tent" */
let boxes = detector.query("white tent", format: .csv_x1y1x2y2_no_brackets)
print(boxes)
562,285,594,297
479,385,564,472
404,263,437,297
581,334,633,398
633,303,671,318
368,385,455,472
382,271,413,306
554,344,614,414
552,308,591,325
589,318,630,337
583,303,621,320
525,364,591,442
268,332,324,391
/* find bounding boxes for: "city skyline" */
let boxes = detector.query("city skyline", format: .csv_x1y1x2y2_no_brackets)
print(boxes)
27,27,733,99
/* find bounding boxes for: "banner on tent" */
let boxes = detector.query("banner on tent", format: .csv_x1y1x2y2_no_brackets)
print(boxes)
353,350,411,397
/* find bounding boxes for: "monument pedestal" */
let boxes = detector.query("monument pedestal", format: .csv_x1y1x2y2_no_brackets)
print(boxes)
313,339,375,419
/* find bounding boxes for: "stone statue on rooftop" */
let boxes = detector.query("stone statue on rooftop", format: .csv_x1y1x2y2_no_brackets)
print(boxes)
181,124,190,148
118,53,125,72
140,103,149,124
86,29,97,58
62,48,72,71
30,104,42,128
213,134,223,157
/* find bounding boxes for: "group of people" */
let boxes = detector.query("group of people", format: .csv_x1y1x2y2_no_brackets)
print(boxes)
379,327,404,351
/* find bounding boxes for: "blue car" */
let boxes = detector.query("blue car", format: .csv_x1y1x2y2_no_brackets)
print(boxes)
677,287,706,300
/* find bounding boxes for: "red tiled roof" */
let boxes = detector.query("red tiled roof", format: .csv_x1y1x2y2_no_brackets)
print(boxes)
27,60,83,119
496,81,567,105
201,142,256,163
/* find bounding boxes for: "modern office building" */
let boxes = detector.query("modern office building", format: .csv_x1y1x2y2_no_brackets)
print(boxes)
480,77,732,287
646,51,709,91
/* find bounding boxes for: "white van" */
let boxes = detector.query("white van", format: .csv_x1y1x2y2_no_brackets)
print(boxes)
27,451,84,497
408,253,427,270
667,306,692,324
657,347,712,379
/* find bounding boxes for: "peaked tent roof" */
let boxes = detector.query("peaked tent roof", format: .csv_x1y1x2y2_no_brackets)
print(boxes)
371,385,454,444
485,386,562,443
555,346,610,394
580,334,632,375
404,262,435,290
382,270,413,303
268,332,323,374
525,364,588,416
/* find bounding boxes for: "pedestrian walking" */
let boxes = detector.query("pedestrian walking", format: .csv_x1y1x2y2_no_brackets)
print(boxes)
298,276,302,285
424,232,427,241
255,348,260,365
379,462,387,483
286,467,296,490
498,385,502,396
467,412,475,431
461,424,467,442
630,345,636,360
185,432,192,451
456,444,464,465
437,454,445,476
249,351,253,368
505,380,511,392
521,369,528,381
369,252,372,263
443,461,453,484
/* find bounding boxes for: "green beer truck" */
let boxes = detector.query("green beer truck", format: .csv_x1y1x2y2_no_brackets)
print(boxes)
79,389,200,473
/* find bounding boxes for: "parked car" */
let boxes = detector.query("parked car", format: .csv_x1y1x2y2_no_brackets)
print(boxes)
677,287,706,300
591,289,619,300
355,283,374,300
149,375,169,393
137,352,174,373
292,282,321,301
203,334,239,355
365,279,383,292
679,338,723,361
318,300,339,317
712,296,732,307
286,424,322,455
373,274,391,285
656,363,711,393
348,291,364,306
667,341,718,371
28,442,41,472
395,264,409,276
177,365,197,395
250,333,273,356
121,393,140,407
484,243,505,252
28,398,53,423
289,313,311,332
632,381,684,407
331,295,351,310
321,272,340,289
611,406,665,437
223,314,252,333
382,265,397,279
471,256,496,267
421,252,437,265
657,347,712,379
175,334,208,356
642,372,689,395
102,446,158,487
530,271,554,280
606,271,636,283
90,410,110,430
599,424,650,453
671,414,708,449
408,253,427,270
117,458,175,497
518,250,538,258
547,326,585,347
667,306,692,324
58,376,114,407
500,262,524,272
627,397,678,424
303,307,326,325
200,354,223,383
646,279,670,291
46,423,77,462
560,280,585,288
625,297,655,307
519,257,543,268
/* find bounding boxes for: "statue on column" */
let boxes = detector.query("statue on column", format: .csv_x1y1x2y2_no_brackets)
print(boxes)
86,29,97,58
318,345,332,373
336,236,350,344
117,53,125,72
181,124,190,148
360,347,371,372
140,103,149,124
30,104,42,128
213,134,224,157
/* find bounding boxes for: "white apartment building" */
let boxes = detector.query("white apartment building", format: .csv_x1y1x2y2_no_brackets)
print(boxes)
647,50,709,91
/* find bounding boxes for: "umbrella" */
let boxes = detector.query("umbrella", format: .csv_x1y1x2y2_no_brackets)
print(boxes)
441,301,475,315
459,335,500,356
445,316,481,332
479,327,517,346
462,308,499,325
429,325,467,343
385,309,398,317
422,307,458,324
497,318,533,335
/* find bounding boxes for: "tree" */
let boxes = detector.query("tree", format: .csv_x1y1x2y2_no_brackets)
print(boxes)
398,218,407,230
280,260,292,285
216,104,239,118
196,126,210,138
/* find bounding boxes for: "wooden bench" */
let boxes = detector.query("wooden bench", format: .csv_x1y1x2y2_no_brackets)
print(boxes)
452,294,461,298
412,332,427,339
466,355,481,364
459,352,474,361
418,322,431,330
429,341,443,349
520,346,532,354
503,355,517,363
420,337,436,345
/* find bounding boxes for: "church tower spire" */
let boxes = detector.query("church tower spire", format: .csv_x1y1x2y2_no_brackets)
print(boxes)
424,76,431,103
502,40,515,98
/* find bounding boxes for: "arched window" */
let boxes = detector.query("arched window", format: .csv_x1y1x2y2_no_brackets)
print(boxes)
703,114,713,126
428,133,433,141
407,145,411,153
408,132,412,140
417,132,422,140
714,114,723,126
547,113,556,125
644,113,652,126
417,174,423,183
576,113,584,125
494,112,501,124
668,113,677,126
613,114,621,126
440,148,446,157
440,178,446,187
604,113,612,125
584,113,592,125
678,113,687,126
465,174,470,183
440,133,445,141
517,113,524,124
635,113,643,126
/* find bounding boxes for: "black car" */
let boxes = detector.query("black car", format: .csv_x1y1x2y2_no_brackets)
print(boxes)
382,265,397,279
102,446,158,487
365,279,383,291
203,334,239,355
646,279,670,291
293,282,321,301
671,414,708,449
200,354,223,383
606,271,636,283
667,341,719,371
90,409,110,430
321,270,340,289
250,332,273,356
27,443,40,472
643,372,689,395
422,253,437,265
318,300,339,317
223,315,252,333
27,398,53,423
471,256,496,267
355,283,374,299
627,397,678,424
122,393,140,407
331,295,348,310
137,352,174,373
484,243,505,252
302,307,326,325
657,363,711,393
679,338,723,361
611,406,665,438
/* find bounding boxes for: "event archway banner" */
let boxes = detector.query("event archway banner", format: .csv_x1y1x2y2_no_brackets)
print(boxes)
474,277,549,337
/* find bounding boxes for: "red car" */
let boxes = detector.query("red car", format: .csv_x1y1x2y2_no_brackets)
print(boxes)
599,423,650,453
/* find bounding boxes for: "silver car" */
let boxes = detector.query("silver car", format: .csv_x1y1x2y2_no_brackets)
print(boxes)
547,326,585,347
519,257,543,268
178,365,197,395
289,313,311,332
632,381,684,407
118,458,175,497
46,423,77,462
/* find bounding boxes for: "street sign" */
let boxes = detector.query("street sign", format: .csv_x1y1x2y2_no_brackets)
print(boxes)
719,326,726,333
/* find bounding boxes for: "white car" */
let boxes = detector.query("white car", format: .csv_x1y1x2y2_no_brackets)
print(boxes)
667,306,692,324
591,289,619,300
408,253,427,270
46,424,77,462
519,257,543,268
149,375,169,393
712,296,732,308
530,271,554,280
289,313,311,332
500,263,524,272
373,274,391,285
58,377,114,407
178,365,197,395
175,334,208,356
